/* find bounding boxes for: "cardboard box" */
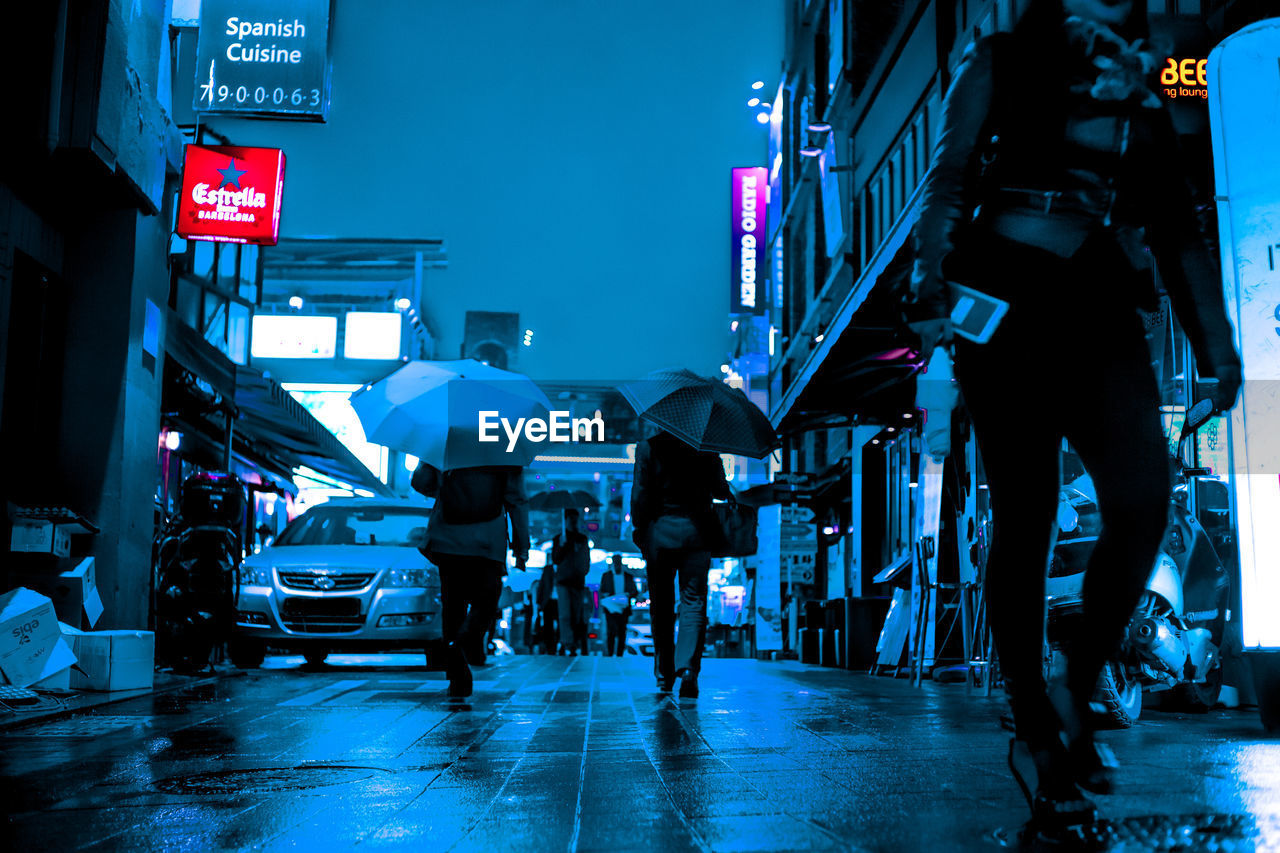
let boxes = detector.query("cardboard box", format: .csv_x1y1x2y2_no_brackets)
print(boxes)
10,521,71,558
70,630,154,692
0,587,78,686
10,558,104,629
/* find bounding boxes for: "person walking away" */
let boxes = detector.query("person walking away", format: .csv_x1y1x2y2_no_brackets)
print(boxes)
600,554,638,656
411,463,529,698
552,508,590,655
905,0,1241,829
631,429,732,697
536,561,559,654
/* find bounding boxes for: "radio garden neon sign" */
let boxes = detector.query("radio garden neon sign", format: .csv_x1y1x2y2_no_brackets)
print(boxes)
1161,57,1208,101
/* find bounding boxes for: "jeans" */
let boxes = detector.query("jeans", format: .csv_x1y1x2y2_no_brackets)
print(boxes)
555,583,584,650
647,547,710,678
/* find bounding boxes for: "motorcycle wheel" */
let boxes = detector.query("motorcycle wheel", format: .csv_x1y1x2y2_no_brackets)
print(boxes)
1174,660,1223,712
303,649,329,667
1095,660,1142,728
228,637,265,669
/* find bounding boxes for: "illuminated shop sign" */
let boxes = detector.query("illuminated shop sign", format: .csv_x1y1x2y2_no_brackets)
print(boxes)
344,312,403,360
177,144,285,245
251,315,337,359
195,0,332,119
1208,21,1280,649
1161,57,1208,100
731,166,769,315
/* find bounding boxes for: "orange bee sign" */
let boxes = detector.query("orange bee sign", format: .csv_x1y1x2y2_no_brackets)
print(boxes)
1161,57,1208,100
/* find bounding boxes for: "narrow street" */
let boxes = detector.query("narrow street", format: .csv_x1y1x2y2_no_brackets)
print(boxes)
3,656,1277,852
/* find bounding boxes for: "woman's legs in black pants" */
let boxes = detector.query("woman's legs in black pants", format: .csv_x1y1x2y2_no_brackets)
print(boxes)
958,367,1063,745
957,235,1170,750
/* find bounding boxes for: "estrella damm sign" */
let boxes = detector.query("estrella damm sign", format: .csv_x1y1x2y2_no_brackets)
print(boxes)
176,144,286,245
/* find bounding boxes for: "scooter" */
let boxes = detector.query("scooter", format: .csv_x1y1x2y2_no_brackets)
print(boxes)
154,473,245,672
1045,396,1230,727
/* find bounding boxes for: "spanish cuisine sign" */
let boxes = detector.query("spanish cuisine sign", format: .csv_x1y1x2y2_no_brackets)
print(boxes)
176,144,285,245
194,0,332,119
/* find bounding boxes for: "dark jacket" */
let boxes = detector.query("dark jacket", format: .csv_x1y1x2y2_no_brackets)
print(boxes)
599,569,638,609
630,433,731,546
411,463,529,564
909,33,1240,387
551,531,590,587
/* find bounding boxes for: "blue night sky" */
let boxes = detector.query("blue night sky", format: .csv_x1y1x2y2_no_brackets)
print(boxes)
219,0,785,381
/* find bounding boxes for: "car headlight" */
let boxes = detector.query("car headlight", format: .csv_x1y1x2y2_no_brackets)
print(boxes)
238,564,272,586
385,568,431,588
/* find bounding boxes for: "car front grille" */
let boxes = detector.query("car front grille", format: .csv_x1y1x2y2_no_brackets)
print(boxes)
280,597,364,634
278,570,375,591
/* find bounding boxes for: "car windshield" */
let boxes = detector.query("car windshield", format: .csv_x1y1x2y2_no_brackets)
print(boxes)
274,506,430,547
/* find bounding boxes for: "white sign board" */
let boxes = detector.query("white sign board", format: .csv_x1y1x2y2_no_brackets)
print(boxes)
1208,18,1280,649
754,505,784,651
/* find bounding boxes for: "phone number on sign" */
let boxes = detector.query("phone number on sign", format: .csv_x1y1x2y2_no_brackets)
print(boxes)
211,84,320,108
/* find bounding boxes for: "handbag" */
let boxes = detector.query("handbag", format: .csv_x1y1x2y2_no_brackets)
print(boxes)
710,499,758,558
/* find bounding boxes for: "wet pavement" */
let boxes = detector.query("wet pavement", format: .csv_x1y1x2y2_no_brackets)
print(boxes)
1,654,1278,852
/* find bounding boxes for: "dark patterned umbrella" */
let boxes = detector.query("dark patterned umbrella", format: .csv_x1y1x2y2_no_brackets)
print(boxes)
528,489,601,511
618,368,780,458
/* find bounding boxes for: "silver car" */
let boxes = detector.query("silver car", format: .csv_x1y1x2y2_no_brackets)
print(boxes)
229,497,442,667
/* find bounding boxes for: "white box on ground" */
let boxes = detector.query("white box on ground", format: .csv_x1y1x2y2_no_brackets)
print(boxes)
0,587,78,686
10,558,104,629
10,521,71,558
70,630,155,692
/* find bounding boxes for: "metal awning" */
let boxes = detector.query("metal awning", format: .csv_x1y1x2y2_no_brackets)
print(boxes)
163,312,391,496
264,237,447,282
770,189,925,433
233,366,393,497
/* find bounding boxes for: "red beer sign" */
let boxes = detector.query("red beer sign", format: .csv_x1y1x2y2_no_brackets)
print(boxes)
177,144,285,245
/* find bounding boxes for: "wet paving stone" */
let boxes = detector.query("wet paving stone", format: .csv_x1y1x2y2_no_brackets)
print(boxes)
2,654,1279,851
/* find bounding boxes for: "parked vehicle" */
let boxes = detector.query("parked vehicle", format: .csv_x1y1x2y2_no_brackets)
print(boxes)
1047,397,1229,727
155,473,244,672
626,602,654,656
230,497,443,668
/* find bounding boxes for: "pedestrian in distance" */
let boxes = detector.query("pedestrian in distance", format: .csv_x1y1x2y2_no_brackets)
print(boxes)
630,428,732,698
905,0,1241,831
535,560,559,654
551,507,591,656
600,553,639,656
411,463,529,698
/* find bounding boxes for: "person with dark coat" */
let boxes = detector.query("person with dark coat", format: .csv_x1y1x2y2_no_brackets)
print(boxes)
630,429,731,697
905,0,1242,828
551,508,591,655
534,562,559,654
599,554,639,657
411,463,528,697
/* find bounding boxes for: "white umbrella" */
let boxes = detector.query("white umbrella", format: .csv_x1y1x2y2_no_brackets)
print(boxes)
350,359,551,469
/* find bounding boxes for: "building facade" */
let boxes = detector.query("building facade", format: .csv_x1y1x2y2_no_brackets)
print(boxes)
766,0,1272,667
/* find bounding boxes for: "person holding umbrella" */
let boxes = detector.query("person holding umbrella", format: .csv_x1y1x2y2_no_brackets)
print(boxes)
351,359,549,698
411,462,528,697
621,368,779,697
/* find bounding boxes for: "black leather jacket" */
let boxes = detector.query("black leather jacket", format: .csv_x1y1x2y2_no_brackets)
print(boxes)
909,34,1240,382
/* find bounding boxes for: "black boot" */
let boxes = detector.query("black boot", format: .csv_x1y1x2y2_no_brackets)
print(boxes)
1049,679,1118,794
675,668,699,698
1007,738,1098,831
446,642,472,698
